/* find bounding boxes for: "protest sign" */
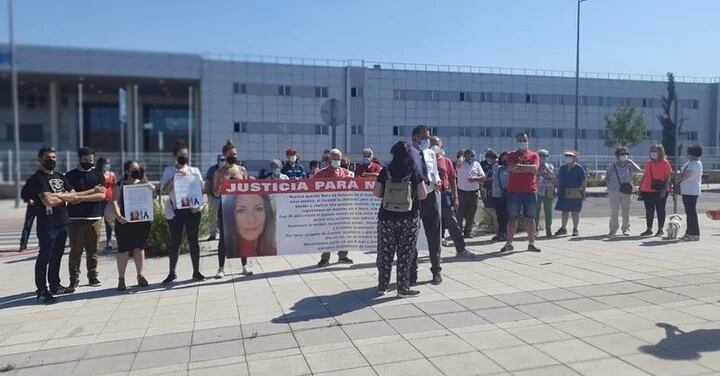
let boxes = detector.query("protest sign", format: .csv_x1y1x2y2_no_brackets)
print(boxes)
174,174,203,209
122,183,153,222
220,178,427,258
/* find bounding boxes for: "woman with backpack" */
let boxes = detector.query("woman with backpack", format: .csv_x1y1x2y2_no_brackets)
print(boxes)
373,141,428,298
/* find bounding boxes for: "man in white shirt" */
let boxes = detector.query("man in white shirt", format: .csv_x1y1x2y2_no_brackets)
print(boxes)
456,149,486,238
410,125,443,285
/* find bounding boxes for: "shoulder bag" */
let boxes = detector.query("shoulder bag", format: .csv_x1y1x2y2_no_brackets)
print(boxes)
614,163,633,195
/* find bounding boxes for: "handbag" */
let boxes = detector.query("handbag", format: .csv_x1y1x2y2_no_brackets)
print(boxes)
649,164,666,191
613,164,633,195
565,187,583,200
672,164,687,195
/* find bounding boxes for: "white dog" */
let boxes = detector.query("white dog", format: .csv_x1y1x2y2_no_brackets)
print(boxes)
666,214,684,240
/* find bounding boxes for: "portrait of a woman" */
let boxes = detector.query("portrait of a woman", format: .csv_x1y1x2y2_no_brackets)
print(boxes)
222,194,277,258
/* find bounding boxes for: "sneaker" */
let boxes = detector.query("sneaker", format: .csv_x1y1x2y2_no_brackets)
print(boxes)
317,259,330,267
608,231,617,237
431,273,443,285
49,285,75,295
572,229,579,237
338,256,354,264
88,277,102,287
456,249,475,258
37,291,56,305
554,228,568,236
161,272,177,285
397,289,421,298
377,287,388,296
192,272,206,281
622,229,631,236
117,278,126,291
528,243,542,252
215,268,225,279
545,230,553,238
500,244,514,252
442,239,451,247
19,245,27,252
655,230,664,237
640,229,653,237
69,279,79,290
137,275,149,287
241,266,254,275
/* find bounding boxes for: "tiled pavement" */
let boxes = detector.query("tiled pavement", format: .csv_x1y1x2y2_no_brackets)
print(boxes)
1,216,720,375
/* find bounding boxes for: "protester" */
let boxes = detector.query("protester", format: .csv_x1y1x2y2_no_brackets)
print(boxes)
341,156,355,177
97,157,116,250
491,152,510,242
308,160,320,178
480,149,497,175
639,144,672,237
265,159,289,180
535,149,556,238
410,125,443,284
313,148,354,266
554,151,586,237
502,132,541,252
204,154,225,241
374,141,428,297
355,148,382,177
160,142,206,284
676,144,703,241
19,180,35,252
108,161,152,291
321,149,331,168
214,140,253,277
430,137,472,257
22,147,80,303
454,150,465,171
605,147,642,236
65,147,108,289
281,148,307,179
480,149,497,208
456,149,485,238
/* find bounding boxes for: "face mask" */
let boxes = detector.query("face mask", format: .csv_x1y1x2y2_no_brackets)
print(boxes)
42,159,56,171
80,162,94,170
540,156,548,163
618,155,629,162
129,170,142,180
419,139,430,150
517,141,529,150
565,157,574,164
466,156,476,163
649,152,658,160
486,158,495,164
288,155,297,163
331,160,341,169
226,156,237,165
430,145,441,154
363,157,371,164
104,164,111,171
177,156,188,165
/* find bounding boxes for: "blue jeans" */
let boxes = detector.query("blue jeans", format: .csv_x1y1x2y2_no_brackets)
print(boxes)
35,224,68,293
507,193,537,219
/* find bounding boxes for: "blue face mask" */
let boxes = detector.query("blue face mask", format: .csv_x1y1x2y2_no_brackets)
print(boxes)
540,156,548,163
419,139,431,150
466,156,475,163
363,157,371,164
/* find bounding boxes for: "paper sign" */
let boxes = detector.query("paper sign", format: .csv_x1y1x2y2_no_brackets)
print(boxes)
174,174,203,209
122,184,153,222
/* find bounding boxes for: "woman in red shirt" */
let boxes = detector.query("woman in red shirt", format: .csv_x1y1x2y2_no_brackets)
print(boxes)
98,157,117,250
639,144,672,237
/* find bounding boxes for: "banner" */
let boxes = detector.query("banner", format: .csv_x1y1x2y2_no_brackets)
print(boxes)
220,178,427,258
122,183,153,222
174,174,203,209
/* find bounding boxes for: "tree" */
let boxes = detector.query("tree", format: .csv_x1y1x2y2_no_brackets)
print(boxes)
658,72,684,158
604,106,648,149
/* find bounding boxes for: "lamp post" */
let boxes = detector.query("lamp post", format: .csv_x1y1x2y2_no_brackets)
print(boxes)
7,0,21,208
574,0,589,152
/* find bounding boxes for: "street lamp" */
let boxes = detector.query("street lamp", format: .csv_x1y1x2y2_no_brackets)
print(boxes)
574,0,589,152
7,0,21,208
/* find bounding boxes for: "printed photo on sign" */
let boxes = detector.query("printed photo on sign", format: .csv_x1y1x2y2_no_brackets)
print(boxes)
123,184,154,223
221,193,278,258
174,174,203,209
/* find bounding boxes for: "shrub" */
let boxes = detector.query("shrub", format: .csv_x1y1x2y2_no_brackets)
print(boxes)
146,196,213,258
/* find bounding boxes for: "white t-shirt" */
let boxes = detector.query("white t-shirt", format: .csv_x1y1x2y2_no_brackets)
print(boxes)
457,160,485,191
680,159,702,196
160,164,204,219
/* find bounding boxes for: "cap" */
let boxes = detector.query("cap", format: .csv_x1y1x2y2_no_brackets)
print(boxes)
564,150,577,157
537,149,549,156
285,148,297,156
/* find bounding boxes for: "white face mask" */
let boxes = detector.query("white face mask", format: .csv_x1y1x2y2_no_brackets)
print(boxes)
618,155,629,162
288,155,297,163
517,141,529,150
330,159,341,169
649,152,658,160
430,145,441,154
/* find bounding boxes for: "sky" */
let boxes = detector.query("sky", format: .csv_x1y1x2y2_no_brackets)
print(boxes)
3,0,720,77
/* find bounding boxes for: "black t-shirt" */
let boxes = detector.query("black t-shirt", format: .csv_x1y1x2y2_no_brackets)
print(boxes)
65,168,103,219
22,170,73,227
377,166,423,220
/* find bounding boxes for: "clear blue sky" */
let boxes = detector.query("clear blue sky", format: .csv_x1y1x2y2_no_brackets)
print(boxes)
3,0,719,76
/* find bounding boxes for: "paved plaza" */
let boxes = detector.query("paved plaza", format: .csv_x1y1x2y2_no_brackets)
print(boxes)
1,214,720,375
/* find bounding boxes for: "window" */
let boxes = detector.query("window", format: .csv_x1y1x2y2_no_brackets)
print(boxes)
478,128,492,137
599,97,610,106
598,130,608,139
392,126,400,136
233,122,240,133
351,87,363,98
622,98,632,107
393,89,404,100
278,85,292,96
552,129,564,138
554,95,565,105
525,129,537,138
314,125,329,135
315,86,328,98
430,90,440,102
351,125,364,135
580,129,587,139
2,123,44,142
501,128,514,138
278,123,290,134
686,131,698,141
459,127,471,137
459,92,467,102
525,94,537,104
501,93,513,103
233,83,239,94
690,100,699,109
430,127,439,136
480,92,494,103
580,96,588,106
642,98,653,108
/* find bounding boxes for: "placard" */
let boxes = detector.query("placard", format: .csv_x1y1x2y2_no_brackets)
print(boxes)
174,174,203,209
122,183,153,222
220,178,428,258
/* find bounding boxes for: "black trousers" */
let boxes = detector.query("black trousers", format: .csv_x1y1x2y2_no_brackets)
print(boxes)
642,191,668,230
457,189,479,236
217,204,247,268
35,224,67,293
682,195,699,236
168,209,201,274
412,190,441,276
494,196,508,236
440,191,465,253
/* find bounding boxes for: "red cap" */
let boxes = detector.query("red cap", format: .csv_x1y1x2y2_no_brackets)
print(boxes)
285,148,297,156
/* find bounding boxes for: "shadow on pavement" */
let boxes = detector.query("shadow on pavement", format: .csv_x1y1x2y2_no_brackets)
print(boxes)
640,239,682,247
271,287,397,324
639,323,720,360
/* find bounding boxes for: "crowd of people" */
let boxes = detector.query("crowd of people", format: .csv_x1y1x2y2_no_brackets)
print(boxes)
19,124,705,303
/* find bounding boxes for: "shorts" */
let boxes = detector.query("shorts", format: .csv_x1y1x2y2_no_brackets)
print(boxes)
507,192,537,219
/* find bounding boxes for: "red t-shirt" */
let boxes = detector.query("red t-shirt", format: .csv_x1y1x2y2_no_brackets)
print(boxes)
312,166,352,179
436,155,456,192
507,149,540,193
640,159,672,192
355,162,382,176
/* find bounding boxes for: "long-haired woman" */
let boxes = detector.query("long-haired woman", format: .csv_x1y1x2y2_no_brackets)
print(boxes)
639,144,672,237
